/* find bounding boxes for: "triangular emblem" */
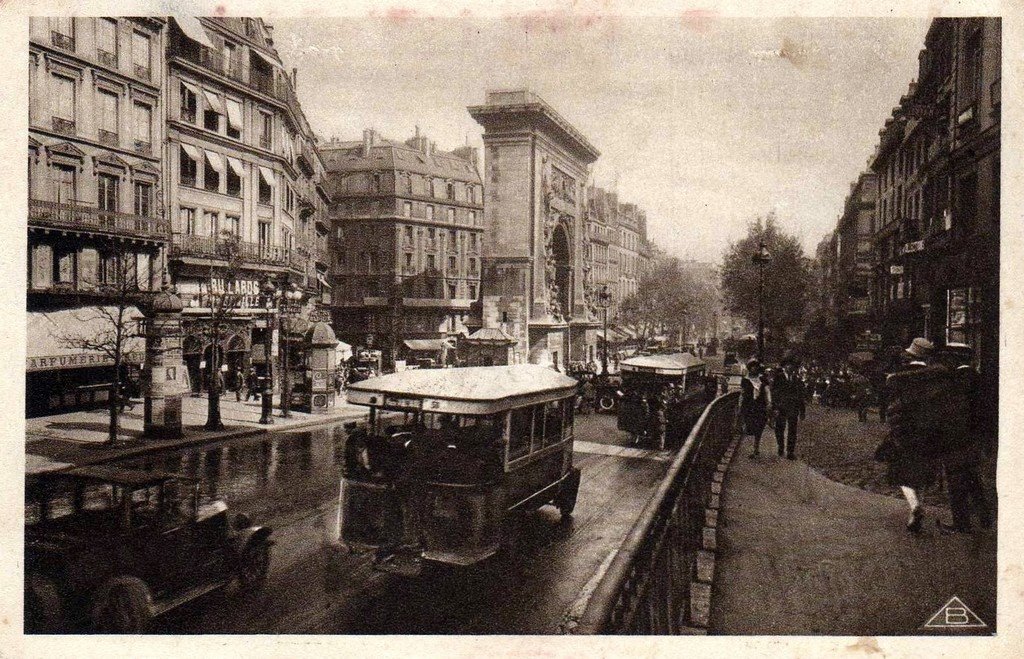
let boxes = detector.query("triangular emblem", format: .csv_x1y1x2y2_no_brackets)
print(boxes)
921,596,987,629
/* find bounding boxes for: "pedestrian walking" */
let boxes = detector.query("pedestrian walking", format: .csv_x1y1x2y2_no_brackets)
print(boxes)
935,343,993,534
850,368,872,422
771,352,806,459
877,337,939,533
581,376,596,415
740,359,770,459
245,367,258,402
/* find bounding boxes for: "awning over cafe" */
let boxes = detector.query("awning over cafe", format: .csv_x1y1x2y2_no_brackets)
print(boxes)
26,307,145,372
403,338,452,352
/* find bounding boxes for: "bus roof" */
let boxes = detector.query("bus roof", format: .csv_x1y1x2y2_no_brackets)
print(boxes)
620,352,706,375
347,364,579,414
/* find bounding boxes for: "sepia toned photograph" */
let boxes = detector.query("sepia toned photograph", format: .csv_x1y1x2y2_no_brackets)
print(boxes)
15,5,1007,646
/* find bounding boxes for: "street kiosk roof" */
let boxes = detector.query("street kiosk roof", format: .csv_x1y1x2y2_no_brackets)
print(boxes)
347,364,579,415
619,352,706,376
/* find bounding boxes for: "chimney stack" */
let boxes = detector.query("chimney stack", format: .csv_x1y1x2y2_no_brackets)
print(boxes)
362,128,375,157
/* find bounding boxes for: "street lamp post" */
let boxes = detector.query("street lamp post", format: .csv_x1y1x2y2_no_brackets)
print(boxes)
598,285,612,375
280,282,304,419
751,240,772,363
259,278,276,425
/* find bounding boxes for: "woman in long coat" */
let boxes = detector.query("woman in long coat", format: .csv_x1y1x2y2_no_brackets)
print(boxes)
740,360,770,458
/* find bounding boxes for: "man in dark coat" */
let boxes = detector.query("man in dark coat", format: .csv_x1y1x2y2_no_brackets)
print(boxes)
771,353,806,459
935,343,993,534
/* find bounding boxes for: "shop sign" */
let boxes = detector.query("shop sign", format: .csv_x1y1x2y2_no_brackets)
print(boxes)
890,265,904,275
178,278,267,310
901,240,925,255
309,307,331,323
27,350,145,372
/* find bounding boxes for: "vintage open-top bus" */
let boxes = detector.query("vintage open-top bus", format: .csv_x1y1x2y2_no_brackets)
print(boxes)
341,364,582,575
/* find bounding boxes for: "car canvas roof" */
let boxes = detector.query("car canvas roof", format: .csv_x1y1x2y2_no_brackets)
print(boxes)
347,364,579,414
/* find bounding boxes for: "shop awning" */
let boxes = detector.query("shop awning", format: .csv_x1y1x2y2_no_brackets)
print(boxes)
251,47,281,70
227,156,244,178
203,89,224,115
172,16,215,49
204,150,225,173
403,339,451,352
258,166,275,187
180,142,201,162
225,98,243,130
316,272,331,288
27,307,145,372
180,79,201,97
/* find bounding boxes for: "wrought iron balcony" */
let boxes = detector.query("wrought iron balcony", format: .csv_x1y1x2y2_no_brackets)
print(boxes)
29,199,169,240
98,129,119,147
51,116,75,136
170,233,306,271
97,49,118,68
133,140,152,156
51,31,75,52
175,42,287,101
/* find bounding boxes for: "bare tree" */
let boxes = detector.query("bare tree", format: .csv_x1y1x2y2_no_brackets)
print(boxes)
57,243,153,446
201,231,247,431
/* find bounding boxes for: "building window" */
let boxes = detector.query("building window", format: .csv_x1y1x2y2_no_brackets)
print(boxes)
446,182,455,200
469,284,477,299
427,254,436,270
225,98,242,140
203,91,222,132
51,163,76,205
448,231,457,250
258,168,273,205
204,210,219,237
132,30,151,79
96,89,119,146
96,18,118,66
50,17,76,50
133,102,151,153
180,83,197,124
259,111,272,149
448,283,458,299
447,207,455,223
469,210,477,225
448,255,457,272
427,227,435,241
204,151,222,193
180,206,196,235
468,257,478,275
179,145,198,187
371,173,381,193
403,201,412,217
97,173,118,220
258,221,271,248
469,233,477,250
51,73,76,134
426,205,434,221
223,40,238,76
226,158,242,196
133,181,152,217
404,225,413,244
404,253,413,270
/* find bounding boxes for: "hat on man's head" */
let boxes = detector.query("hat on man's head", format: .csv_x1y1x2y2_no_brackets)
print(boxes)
746,359,761,372
904,337,934,360
781,352,800,367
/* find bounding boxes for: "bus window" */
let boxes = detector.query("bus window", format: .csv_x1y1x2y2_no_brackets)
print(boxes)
508,407,533,460
544,400,564,446
562,399,574,437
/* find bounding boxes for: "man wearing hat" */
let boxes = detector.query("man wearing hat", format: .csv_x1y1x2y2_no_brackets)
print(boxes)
883,337,938,533
771,352,806,459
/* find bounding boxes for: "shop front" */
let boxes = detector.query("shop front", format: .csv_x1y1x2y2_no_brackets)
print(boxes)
26,307,145,417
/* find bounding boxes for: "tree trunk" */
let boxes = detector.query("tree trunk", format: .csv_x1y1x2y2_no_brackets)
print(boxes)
108,352,122,447
205,325,224,431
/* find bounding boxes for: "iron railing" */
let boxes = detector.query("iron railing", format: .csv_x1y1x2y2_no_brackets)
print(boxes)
51,31,75,52
573,391,740,634
29,199,169,239
170,233,306,272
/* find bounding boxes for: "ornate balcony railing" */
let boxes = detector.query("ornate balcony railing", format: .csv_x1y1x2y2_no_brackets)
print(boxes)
29,199,169,240
175,42,288,102
51,31,75,52
134,140,152,156
170,233,305,271
98,129,119,147
97,49,118,67
51,116,75,136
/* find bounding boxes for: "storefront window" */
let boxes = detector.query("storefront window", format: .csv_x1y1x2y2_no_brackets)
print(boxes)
946,287,983,367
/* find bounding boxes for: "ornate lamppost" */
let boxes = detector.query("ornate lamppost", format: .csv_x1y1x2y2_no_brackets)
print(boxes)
259,278,277,425
751,240,772,362
598,284,612,375
279,282,304,419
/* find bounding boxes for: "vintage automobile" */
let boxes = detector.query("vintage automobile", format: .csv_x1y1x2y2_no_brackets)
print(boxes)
341,364,582,576
616,352,715,449
25,466,273,633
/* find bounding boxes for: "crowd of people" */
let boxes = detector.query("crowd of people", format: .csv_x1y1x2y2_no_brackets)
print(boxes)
738,339,993,536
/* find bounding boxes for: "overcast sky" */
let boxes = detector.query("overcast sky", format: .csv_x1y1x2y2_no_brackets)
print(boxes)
271,16,930,262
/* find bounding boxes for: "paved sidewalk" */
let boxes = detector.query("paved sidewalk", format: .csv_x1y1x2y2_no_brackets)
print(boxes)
26,394,370,472
711,406,997,635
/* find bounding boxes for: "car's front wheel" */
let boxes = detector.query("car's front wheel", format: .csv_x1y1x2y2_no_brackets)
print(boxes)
238,541,271,593
597,394,617,412
90,576,153,633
